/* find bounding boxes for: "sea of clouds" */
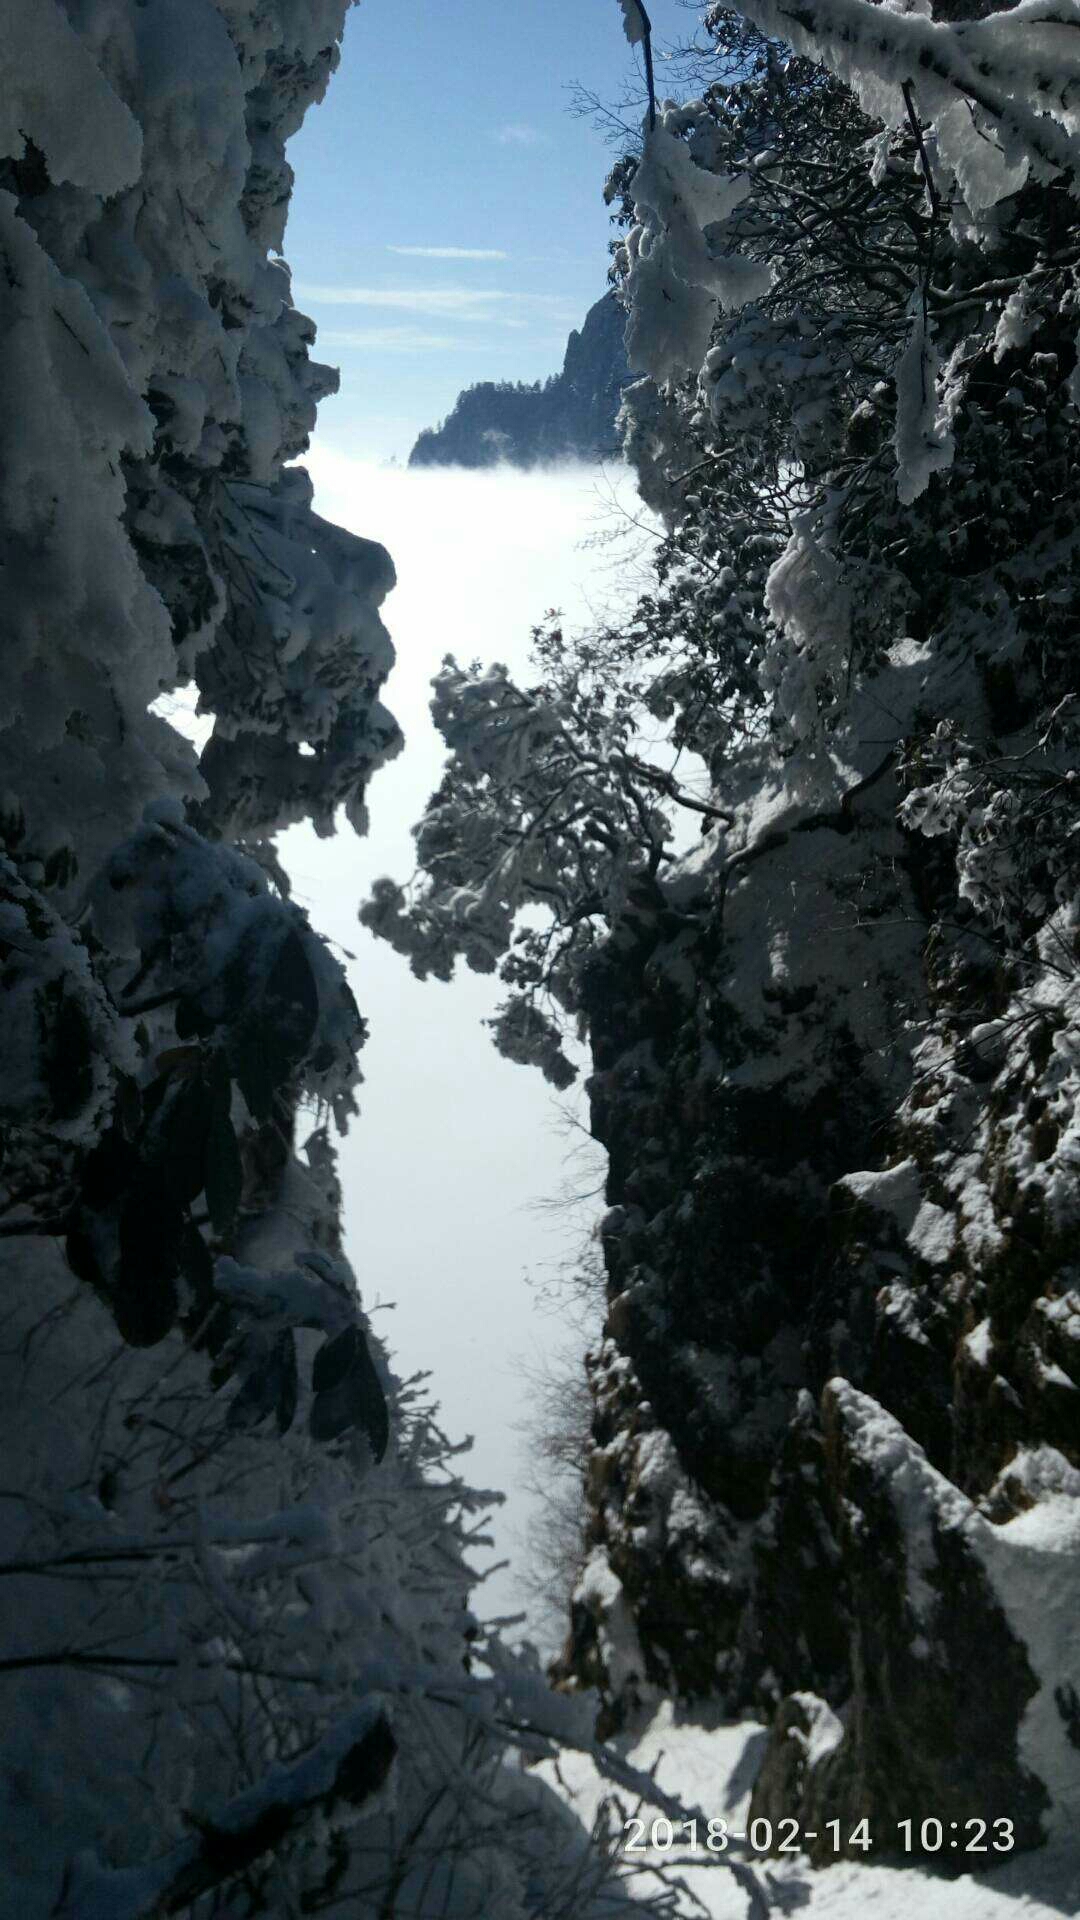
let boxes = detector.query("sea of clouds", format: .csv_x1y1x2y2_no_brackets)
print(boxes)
280,451,656,1641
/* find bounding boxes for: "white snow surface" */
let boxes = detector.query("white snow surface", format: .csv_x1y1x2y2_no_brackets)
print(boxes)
828,1384,1080,1843
0,0,143,194
541,1700,1080,1917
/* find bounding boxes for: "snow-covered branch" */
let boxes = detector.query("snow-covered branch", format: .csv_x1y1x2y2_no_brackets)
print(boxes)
361,648,707,1084
55,1703,396,1920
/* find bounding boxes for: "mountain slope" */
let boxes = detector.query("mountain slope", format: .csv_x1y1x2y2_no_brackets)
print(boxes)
409,289,631,468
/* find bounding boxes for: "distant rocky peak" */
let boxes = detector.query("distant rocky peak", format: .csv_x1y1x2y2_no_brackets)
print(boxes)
408,290,632,470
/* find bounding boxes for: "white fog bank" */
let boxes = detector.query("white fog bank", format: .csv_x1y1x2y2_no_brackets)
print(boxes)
280,450,657,1641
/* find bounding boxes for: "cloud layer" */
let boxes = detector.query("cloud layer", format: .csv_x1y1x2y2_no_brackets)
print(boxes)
298,282,579,355
318,326,460,353
297,284,573,320
387,244,509,260
279,451,653,1642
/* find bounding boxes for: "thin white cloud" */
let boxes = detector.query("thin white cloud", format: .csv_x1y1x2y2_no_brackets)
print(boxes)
317,326,462,352
299,286,503,315
297,285,578,327
387,245,509,261
494,123,543,147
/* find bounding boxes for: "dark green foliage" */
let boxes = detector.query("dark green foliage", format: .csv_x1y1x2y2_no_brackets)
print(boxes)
44,985,95,1124
227,1329,299,1435
205,1069,243,1236
310,1325,389,1459
229,927,320,1120
66,1052,238,1349
158,1072,216,1208
116,1179,182,1346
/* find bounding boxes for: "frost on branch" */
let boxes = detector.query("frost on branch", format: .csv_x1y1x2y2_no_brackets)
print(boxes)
1,0,401,881
616,0,647,46
736,0,1080,206
0,853,124,1210
762,516,853,761
624,102,773,386
56,1701,397,1920
892,302,957,503
361,648,685,1086
488,997,578,1091
614,0,1080,519
96,804,364,1126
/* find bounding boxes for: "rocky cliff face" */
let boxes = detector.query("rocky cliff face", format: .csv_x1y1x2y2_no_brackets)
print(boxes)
557,651,1080,1862
408,289,631,468
545,9,1080,1867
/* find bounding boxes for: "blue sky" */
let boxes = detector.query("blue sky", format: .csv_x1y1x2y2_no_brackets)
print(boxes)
286,0,698,461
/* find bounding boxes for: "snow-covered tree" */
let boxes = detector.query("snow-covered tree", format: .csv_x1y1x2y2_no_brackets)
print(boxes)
360,633,730,1087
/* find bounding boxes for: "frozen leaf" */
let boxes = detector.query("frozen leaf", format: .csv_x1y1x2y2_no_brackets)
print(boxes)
227,1330,298,1433
204,1079,243,1238
310,1324,389,1458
